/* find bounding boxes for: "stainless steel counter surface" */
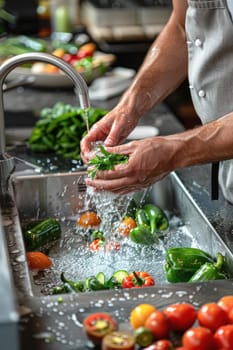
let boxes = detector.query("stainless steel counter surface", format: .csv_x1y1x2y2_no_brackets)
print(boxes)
2,85,233,350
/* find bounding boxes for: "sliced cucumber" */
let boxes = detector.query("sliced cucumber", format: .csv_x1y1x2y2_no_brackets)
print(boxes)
112,270,129,284
96,271,105,285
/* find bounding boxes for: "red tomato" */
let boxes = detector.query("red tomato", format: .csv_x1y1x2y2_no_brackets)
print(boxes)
26,251,52,270
217,296,233,319
214,324,233,350
143,339,173,350
144,310,170,340
228,308,233,324
163,303,197,332
83,312,117,346
89,238,104,251
197,302,228,332
182,326,216,350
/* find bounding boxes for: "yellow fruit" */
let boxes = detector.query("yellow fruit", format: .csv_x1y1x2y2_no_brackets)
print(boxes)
129,304,157,329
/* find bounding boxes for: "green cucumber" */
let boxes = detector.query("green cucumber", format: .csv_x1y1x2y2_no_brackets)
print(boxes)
23,218,61,250
112,270,129,284
96,272,105,285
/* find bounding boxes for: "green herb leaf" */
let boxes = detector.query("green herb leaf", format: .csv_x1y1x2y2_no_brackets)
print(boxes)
88,145,129,180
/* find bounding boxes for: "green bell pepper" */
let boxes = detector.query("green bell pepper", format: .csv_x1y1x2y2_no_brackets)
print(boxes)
189,252,227,282
129,225,158,245
135,208,150,226
60,272,84,292
143,203,169,233
165,247,215,283
52,284,71,295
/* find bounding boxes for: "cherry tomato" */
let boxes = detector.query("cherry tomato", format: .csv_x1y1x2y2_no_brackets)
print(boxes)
214,324,233,350
163,303,197,332
143,339,173,350
26,251,52,270
182,326,216,350
83,312,117,346
217,295,233,319
77,211,101,227
102,331,135,350
130,304,157,329
228,308,233,324
144,310,170,340
197,302,228,332
117,217,137,237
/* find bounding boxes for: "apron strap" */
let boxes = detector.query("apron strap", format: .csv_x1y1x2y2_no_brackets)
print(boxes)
211,162,219,200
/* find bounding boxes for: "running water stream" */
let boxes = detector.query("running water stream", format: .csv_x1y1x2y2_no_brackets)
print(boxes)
31,182,199,296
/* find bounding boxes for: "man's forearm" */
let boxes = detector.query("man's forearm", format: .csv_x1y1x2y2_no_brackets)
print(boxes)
166,113,233,171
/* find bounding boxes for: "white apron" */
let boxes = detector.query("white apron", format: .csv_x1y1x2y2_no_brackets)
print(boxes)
186,0,233,203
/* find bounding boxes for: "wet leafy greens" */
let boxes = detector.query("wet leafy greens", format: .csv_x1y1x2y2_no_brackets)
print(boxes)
88,145,129,180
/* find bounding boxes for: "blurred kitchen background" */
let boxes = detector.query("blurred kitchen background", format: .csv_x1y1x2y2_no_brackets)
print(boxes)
1,0,201,129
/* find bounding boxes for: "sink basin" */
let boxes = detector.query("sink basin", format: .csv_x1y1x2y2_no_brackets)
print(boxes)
3,170,233,300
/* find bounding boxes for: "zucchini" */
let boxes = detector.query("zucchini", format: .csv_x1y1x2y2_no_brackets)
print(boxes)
112,270,129,284
23,218,61,250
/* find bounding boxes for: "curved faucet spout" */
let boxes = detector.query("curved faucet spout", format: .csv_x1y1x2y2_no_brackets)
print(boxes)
0,52,91,155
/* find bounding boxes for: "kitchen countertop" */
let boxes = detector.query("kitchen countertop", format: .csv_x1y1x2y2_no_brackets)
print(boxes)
3,85,233,350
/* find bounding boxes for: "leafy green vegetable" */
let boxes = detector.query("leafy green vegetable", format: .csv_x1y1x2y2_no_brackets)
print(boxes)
88,145,129,180
28,102,107,159
0,35,47,57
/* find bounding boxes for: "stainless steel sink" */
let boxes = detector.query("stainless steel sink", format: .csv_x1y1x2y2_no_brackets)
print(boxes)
2,170,232,301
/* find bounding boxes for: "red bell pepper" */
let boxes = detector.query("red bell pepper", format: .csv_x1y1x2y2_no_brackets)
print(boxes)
122,271,155,289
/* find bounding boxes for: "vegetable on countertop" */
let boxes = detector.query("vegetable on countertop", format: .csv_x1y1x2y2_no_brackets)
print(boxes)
102,331,135,350
88,145,129,180
164,247,215,283
189,252,228,282
83,312,118,346
0,35,47,57
23,218,61,251
133,326,154,347
28,102,107,160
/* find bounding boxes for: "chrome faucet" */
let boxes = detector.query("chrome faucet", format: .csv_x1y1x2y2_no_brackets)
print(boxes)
0,52,91,193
